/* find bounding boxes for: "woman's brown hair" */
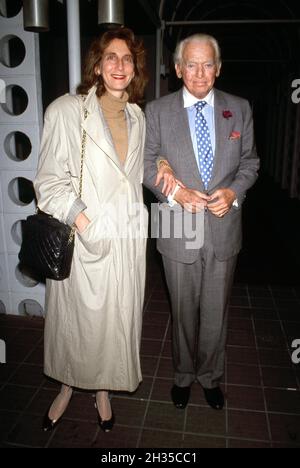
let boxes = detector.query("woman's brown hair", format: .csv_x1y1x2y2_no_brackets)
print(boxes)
77,27,147,104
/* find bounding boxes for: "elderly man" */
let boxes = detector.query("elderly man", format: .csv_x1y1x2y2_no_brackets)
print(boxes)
144,34,259,410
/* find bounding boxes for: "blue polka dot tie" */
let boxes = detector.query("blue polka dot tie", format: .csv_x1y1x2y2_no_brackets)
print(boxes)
195,101,213,190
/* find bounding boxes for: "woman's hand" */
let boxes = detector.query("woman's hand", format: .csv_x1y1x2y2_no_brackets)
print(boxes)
155,159,185,197
75,212,90,233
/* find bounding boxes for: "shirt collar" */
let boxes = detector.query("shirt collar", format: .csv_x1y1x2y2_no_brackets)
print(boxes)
183,86,214,109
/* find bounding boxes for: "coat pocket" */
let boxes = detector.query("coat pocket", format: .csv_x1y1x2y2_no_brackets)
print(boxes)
77,216,111,259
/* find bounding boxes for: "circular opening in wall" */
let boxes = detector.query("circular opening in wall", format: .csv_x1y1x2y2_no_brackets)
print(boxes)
0,0,22,18
18,299,43,317
0,300,6,314
8,177,35,206
4,132,32,162
11,219,26,245
0,35,26,68
15,265,39,288
1,85,28,116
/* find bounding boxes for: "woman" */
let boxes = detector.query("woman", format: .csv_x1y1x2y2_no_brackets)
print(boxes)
34,27,151,433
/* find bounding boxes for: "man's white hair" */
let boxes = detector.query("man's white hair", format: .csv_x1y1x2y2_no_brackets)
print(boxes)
174,33,221,67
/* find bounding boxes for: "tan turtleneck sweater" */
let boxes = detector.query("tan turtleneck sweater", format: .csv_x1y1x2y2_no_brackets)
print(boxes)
100,92,129,164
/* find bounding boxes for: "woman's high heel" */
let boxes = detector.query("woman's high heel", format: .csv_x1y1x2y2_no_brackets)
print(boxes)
42,403,63,432
42,391,73,432
94,396,115,432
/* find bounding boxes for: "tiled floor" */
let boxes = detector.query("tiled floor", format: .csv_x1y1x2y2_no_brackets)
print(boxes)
1,249,300,448
1,176,300,448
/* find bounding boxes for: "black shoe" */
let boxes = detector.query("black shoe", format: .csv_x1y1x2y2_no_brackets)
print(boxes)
94,397,115,432
203,387,224,410
171,385,191,409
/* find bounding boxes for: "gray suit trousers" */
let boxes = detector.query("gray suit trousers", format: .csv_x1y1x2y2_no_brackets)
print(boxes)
162,213,237,388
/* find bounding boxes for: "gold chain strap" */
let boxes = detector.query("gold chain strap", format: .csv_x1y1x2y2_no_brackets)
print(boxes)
69,98,88,243
78,104,88,198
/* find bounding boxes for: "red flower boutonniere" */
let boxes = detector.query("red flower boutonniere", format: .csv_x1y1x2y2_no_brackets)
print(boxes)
223,110,233,119
229,131,241,140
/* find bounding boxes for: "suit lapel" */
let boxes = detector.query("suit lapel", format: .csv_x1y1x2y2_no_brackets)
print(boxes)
210,89,231,189
171,90,204,188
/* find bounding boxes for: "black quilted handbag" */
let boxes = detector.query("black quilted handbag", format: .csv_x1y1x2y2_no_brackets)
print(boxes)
18,211,75,281
18,100,88,281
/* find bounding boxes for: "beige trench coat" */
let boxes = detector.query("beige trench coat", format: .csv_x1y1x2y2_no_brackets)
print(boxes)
34,86,147,391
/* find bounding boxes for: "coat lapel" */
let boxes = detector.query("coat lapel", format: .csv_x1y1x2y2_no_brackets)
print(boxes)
80,87,142,177
124,105,141,175
80,87,124,174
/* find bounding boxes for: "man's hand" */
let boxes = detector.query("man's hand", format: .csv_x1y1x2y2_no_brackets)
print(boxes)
155,161,185,197
207,188,236,217
174,188,209,213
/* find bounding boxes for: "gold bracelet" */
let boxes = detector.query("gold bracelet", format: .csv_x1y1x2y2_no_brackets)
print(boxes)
157,159,171,170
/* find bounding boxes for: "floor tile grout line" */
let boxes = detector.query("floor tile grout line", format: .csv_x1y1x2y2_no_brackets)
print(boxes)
227,342,292,351
265,284,280,447
266,284,279,448
136,425,278,446
225,360,296,371
2,441,46,449
181,407,188,445
3,377,299,394
269,286,300,392
229,303,286,310
266,285,300,434
3,378,47,446
184,433,271,444
2,437,296,448
136,274,160,448
225,337,229,448
226,341,295,350
136,280,172,448
249,283,273,446
0,334,44,393
15,404,300,420
230,315,300,323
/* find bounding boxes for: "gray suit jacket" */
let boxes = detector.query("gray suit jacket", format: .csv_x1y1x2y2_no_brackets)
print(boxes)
144,88,260,263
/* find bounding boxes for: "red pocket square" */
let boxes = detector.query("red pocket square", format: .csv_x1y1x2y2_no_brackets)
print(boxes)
229,131,241,140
